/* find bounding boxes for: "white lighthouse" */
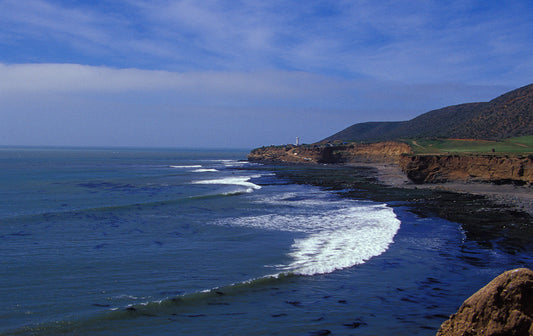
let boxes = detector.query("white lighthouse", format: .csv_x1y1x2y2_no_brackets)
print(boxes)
295,137,300,146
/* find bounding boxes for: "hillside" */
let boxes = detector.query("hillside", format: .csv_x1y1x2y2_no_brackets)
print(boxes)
249,83,533,187
323,83,533,143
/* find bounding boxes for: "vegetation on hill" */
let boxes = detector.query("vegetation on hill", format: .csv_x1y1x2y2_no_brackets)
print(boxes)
408,136,533,154
323,83,533,143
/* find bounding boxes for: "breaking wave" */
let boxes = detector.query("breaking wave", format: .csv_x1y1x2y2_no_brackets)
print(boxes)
221,192,400,275
192,176,262,194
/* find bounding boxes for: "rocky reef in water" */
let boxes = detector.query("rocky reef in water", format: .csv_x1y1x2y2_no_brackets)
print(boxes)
437,268,533,336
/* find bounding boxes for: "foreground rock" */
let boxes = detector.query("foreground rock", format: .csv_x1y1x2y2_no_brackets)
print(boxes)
437,268,533,336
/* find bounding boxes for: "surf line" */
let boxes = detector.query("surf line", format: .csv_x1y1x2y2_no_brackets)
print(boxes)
220,201,402,276
0,273,279,336
113,205,402,317
191,175,262,193
170,165,202,168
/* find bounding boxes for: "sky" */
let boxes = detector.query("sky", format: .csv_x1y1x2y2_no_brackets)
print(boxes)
1,0,532,148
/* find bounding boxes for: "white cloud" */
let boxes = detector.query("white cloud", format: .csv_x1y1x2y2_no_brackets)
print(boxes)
0,0,531,147
0,63,343,100
1,0,532,84
0,0,115,49
0,61,513,147
0,62,510,114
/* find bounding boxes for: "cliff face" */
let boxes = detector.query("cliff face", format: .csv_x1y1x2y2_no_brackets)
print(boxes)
399,154,533,185
333,141,413,163
247,141,412,165
249,143,533,186
247,145,327,164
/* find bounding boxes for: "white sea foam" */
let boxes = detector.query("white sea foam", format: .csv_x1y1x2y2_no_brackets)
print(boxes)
285,208,399,275
220,195,400,276
170,165,202,169
192,168,219,173
205,159,241,165
192,176,262,193
223,160,247,167
253,190,334,208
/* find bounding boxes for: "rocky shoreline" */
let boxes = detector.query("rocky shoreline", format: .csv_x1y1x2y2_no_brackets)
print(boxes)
247,142,412,164
366,162,533,216
246,159,533,335
247,160,533,253
248,143,533,216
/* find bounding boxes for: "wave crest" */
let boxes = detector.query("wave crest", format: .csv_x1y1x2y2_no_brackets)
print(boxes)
192,176,262,193
221,196,400,276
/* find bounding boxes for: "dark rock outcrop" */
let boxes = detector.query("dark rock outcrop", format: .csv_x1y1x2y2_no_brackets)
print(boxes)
437,268,533,336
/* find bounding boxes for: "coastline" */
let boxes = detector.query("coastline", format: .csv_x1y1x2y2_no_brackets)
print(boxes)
364,162,533,216
252,160,533,253
249,160,533,333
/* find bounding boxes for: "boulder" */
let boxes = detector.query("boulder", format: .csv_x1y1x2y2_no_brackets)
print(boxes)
437,268,533,336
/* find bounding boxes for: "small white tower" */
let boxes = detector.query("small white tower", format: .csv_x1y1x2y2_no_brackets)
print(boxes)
295,137,300,146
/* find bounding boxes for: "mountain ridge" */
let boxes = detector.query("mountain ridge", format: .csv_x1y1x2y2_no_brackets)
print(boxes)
322,83,533,143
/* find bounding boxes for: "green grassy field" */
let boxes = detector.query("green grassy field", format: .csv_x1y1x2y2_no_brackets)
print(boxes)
408,136,533,154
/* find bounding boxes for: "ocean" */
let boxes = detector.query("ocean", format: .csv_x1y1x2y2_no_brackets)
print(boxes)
1,147,531,335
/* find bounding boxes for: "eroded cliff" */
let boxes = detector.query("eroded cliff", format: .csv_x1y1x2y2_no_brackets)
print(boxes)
247,141,412,164
399,154,533,185
249,142,533,186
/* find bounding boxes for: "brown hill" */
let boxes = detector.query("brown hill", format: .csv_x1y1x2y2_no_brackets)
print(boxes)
323,83,533,143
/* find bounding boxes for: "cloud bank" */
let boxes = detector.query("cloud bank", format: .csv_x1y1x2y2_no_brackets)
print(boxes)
0,63,510,147
0,0,531,147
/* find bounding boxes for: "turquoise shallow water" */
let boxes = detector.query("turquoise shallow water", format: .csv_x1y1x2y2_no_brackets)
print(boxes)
1,147,531,335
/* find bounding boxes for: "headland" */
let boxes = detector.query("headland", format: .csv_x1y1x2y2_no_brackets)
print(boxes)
247,83,533,335
248,141,533,216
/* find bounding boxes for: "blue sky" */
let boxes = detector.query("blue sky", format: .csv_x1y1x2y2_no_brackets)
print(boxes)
1,0,532,148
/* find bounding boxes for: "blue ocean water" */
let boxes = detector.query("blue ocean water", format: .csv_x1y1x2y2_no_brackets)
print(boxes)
1,147,531,335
